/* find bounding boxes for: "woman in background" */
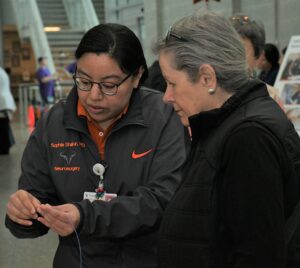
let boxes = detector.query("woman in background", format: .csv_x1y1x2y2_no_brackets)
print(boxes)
259,43,280,86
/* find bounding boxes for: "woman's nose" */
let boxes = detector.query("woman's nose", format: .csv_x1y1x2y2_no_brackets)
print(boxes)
163,86,173,103
90,83,104,99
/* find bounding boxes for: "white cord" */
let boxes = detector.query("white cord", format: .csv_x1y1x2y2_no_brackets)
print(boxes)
73,227,83,268
67,217,83,268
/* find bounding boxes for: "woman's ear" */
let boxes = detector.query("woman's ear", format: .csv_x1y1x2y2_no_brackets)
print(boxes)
198,64,217,89
133,67,144,88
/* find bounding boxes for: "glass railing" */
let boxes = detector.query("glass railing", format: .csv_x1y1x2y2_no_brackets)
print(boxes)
11,0,98,75
62,0,99,31
18,81,74,124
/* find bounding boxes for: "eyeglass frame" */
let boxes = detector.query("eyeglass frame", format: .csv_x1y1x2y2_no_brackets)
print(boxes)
73,72,132,96
165,26,188,42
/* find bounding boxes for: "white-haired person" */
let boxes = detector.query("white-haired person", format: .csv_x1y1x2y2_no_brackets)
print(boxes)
155,11,300,268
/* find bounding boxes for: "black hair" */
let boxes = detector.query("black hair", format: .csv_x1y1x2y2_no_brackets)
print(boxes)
4,67,11,75
264,43,279,66
38,56,45,63
281,46,287,56
75,23,148,84
229,14,265,59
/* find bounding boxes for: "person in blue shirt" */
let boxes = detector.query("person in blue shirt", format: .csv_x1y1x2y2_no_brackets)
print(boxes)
36,57,58,104
65,61,77,77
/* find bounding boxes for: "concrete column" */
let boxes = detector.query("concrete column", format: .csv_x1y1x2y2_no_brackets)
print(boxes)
143,0,160,66
274,0,279,46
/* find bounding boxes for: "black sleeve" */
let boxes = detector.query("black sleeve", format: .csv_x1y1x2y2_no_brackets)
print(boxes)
220,123,288,268
5,114,56,238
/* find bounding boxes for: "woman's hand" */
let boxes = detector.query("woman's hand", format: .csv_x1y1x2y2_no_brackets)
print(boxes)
6,189,41,226
37,203,80,236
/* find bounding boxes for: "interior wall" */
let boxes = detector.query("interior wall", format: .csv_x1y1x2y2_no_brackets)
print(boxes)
0,6,3,66
0,0,36,99
3,26,36,99
0,0,16,24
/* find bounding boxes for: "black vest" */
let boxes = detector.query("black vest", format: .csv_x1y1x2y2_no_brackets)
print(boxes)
158,80,300,268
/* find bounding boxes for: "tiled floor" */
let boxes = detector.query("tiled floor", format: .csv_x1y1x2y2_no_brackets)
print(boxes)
0,116,58,268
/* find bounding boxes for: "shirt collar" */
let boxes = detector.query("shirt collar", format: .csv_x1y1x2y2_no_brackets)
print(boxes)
189,79,267,140
63,87,146,132
77,99,129,125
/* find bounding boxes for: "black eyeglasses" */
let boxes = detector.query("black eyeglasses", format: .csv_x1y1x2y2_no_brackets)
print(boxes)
166,26,188,42
73,73,132,96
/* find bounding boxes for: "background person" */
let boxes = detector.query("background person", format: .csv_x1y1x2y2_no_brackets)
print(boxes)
155,11,300,268
0,66,16,154
5,23,188,268
36,56,58,104
258,43,280,86
229,14,265,77
65,59,77,78
143,60,167,92
229,14,283,105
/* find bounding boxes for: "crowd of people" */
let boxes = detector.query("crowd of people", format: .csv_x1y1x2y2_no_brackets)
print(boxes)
3,9,300,268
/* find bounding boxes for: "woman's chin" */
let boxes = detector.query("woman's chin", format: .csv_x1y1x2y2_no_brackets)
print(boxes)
180,117,190,127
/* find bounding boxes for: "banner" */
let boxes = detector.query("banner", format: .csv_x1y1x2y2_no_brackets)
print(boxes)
274,35,300,134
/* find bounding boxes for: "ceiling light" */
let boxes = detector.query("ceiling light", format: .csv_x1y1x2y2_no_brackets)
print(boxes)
44,26,61,32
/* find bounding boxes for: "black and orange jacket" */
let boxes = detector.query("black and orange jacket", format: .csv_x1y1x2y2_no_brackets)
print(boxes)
6,86,189,268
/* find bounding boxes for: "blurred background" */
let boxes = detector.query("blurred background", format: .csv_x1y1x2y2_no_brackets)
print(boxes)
0,0,299,101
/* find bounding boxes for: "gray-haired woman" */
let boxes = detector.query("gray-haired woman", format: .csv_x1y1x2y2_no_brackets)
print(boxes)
156,11,300,268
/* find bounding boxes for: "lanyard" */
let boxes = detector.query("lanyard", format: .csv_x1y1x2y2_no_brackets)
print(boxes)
92,161,108,199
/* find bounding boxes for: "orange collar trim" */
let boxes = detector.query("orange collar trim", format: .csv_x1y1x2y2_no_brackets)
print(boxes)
77,100,129,125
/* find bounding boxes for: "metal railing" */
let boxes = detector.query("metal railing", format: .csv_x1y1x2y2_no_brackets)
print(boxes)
18,81,74,124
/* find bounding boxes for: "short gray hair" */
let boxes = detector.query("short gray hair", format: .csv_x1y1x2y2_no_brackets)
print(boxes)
154,11,249,92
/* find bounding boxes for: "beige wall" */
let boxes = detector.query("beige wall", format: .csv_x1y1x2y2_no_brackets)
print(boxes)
2,0,300,69
142,0,300,65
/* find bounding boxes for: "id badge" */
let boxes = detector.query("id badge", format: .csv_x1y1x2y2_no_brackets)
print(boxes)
83,191,117,202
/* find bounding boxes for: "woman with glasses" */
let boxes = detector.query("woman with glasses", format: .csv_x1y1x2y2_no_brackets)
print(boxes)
155,11,300,268
5,23,188,268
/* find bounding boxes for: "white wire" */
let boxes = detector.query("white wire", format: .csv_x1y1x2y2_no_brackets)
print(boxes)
73,227,83,268
66,216,83,268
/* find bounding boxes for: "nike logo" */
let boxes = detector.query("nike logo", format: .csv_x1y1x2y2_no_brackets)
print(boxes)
132,149,153,159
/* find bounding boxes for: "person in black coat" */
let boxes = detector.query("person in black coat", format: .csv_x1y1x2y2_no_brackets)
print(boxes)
258,43,280,86
143,60,167,92
155,11,300,268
